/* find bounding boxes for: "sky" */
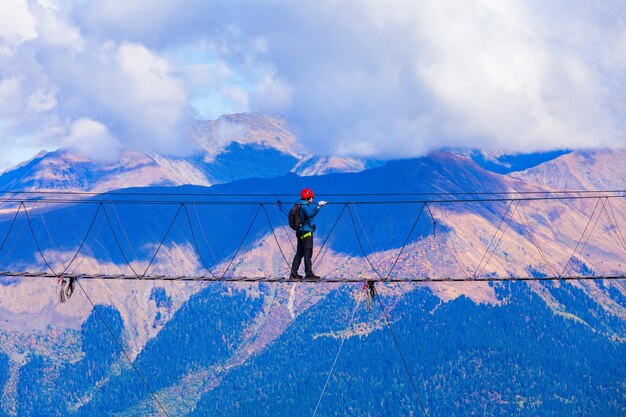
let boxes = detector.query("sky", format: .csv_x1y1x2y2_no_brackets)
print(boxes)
0,0,625,169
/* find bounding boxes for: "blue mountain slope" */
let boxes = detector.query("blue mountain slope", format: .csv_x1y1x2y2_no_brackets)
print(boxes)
0,150,154,191
188,284,625,417
16,281,623,416
0,153,49,191
0,142,299,194
16,307,123,416
0,152,512,272
467,150,571,174
2,152,625,416
76,284,263,416
0,352,9,417
200,142,299,183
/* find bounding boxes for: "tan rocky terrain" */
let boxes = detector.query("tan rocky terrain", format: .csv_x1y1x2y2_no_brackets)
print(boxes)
0,147,624,415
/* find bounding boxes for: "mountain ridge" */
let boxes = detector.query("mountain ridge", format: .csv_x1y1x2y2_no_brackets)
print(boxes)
0,113,379,193
0,134,623,415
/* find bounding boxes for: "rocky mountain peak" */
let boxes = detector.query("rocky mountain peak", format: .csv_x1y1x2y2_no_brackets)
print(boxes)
0,113,378,193
192,113,306,162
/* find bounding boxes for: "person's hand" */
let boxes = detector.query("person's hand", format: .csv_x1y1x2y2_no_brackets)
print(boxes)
318,201,328,207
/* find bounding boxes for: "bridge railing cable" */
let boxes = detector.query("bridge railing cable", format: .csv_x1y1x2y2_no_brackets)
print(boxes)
0,192,625,207
191,201,221,264
605,198,626,250
101,204,141,277
563,197,608,277
426,204,471,279
312,203,347,268
0,192,624,283
472,200,514,277
476,201,521,278
2,188,625,197
23,201,59,276
0,202,23,253
261,204,292,272
142,204,184,277
218,204,262,280
561,198,602,277
147,210,189,277
181,203,218,279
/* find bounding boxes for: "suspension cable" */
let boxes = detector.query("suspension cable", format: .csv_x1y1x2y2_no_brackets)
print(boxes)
561,198,602,276
375,288,429,417
74,280,172,417
2,188,624,197
0,193,624,207
312,288,365,417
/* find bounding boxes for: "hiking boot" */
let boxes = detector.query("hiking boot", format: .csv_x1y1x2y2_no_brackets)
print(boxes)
289,272,303,280
305,273,321,281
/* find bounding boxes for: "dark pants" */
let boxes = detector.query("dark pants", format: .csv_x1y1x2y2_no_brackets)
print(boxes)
291,231,313,275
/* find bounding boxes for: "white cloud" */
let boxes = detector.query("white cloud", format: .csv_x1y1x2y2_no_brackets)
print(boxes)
62,118,122,161
213,119,249,147
34,6,84,51
0,2,196,169
235,0,625,156
0,0,625,170
248,72,293,114
0,0,37,48
0,38,193,162
0,77,24,115
111,42,191,154
26,88,56,112
411,0,624,151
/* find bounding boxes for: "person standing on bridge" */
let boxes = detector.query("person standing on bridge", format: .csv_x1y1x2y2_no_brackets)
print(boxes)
289,188,327,280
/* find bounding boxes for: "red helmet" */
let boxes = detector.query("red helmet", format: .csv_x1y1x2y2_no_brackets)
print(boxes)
300,188,315,199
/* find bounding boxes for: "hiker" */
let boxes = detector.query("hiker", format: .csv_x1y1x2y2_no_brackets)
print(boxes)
290,188,327,280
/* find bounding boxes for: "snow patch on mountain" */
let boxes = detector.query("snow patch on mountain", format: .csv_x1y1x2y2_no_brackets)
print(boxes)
292,154,379,176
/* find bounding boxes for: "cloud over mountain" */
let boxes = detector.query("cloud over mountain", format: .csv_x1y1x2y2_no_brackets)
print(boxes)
0,0,624,169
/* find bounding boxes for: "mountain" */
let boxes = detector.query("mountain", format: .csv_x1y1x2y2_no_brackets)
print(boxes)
509,148,626,190
292,154,384,176
464,149,571,174
0,114,376,193
0,148,624,416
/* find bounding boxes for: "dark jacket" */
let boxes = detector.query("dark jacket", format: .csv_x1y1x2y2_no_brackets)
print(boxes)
296,198,320,233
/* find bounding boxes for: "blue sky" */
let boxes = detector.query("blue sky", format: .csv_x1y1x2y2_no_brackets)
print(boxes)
0,0,625,169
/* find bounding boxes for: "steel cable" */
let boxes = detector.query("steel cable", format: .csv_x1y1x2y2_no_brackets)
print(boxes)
312,288,365,417
181,204,218,278
311,204,347,267
218,204,262,279
191,202,220,264
475,201,521,278
100,204,141,277
143,204,184,277
260,204,292,273
561,198,602,276
74,280,172,417
563,197,608,276
375,290,429,417
473,200,514,277
517,203,559,276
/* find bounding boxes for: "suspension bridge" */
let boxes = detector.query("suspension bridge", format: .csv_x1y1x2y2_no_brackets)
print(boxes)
2,188,625,417
0,189,624,283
